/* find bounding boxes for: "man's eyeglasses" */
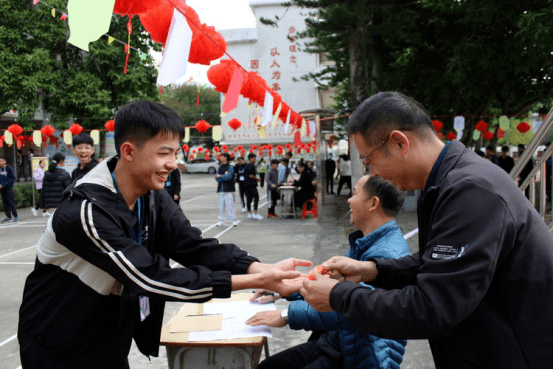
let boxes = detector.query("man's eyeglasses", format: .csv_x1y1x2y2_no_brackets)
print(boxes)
359,138,388,165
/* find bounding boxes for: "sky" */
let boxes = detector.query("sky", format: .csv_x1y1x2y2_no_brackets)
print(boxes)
166,0,257,85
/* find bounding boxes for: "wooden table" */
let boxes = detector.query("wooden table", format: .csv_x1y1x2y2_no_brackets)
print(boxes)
160,293,269,369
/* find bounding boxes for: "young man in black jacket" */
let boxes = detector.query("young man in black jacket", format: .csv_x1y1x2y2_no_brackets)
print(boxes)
301,92,553,369
18,100,310,369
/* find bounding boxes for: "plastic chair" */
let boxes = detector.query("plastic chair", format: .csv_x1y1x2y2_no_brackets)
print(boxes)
302,199,318,219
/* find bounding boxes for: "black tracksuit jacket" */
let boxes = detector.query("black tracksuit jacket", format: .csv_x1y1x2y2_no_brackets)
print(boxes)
18,157,258,368
330,140,553,368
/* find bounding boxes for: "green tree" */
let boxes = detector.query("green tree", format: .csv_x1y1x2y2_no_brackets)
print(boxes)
162,84,221,147
1,0,161,130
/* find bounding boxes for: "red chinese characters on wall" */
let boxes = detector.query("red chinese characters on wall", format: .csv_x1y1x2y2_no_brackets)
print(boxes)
270,46,282,91
250,59,259,69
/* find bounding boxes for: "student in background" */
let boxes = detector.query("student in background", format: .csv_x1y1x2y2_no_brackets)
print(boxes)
31,158,48,217
0,156,18,222
71,133,98,182
164,168,181,206
41,153,71,216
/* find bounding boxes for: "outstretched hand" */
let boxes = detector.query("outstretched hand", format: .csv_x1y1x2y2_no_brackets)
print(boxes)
322,256,377,283
300,267,339,312
246,310,286,327
274,258,313,272
261,268,306,297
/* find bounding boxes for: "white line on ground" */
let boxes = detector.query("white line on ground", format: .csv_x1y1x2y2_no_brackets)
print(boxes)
0,245,36,259
0,262,34,265
0,334,16,348
180,195,204,204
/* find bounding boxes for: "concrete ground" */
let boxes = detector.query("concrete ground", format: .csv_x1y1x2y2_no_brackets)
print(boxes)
0,173,434,368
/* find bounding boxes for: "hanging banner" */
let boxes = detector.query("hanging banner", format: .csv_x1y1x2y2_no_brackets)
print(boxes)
498,115,510,131
456,130,463,140
67,0,116,51
184,127,190,143
472,130,481,140
309,120,316,137
33,130,42,146
284,110,291,134
222,68,244,113
157,9,192,86
4,131,13,145
258,126,267,139
300,118,306,137
90,129,100,145
212,126,223,141
271,103,282,128
63,130,72,145
262,91,274,126
453,116,465,132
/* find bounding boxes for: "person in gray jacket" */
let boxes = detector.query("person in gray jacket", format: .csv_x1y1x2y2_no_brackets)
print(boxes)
265,159,280,218
301,91,553,369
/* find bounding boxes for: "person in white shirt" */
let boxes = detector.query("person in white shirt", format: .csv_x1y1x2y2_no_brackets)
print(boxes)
336,155,352,196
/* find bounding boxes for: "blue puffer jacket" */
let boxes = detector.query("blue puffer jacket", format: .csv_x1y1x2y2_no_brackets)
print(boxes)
288,220,410,369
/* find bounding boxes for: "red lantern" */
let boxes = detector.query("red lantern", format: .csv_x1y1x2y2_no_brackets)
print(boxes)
139,1,191,45
432,120,443,132
194,120,211,133
497,128,505,138
241,72,268,105
41,125,55,137
113,0,163,16
204,152,211,160
7,123,23,136
228,118,242,131
207,59,239,93
189,24,227,65
182,144,189,151
445,132,457,141
222,145,228,152
197,146,204,152
69,123,83,136
251,144,258,150
105,119,115,132
189,154,195,160
483,131,494,141
213,146,220,152
236,145,243,151
517,122,531,133
475,120,489,132
217,153,222,161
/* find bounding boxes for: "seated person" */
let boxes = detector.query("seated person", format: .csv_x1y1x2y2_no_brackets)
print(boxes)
247,175,410,369
290,161,315,209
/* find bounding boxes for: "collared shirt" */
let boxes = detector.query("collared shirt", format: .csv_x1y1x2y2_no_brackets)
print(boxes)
422,140,451,197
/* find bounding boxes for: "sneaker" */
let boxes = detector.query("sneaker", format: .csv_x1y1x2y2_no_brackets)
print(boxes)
268,214,277,218
31,208,38,217
241,207,247,213
13,217,19,222
1,217,12,223
215,221,224,227
232,221,239,227
247,213,253,219
42,211,51,217
253,213,264,220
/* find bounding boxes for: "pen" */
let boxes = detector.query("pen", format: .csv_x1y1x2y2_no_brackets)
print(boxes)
251,291,275,296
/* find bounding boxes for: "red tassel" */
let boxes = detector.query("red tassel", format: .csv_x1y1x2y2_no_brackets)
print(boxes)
124,45,130,74
159,86,164,95
123,16,133,74
196,90,200,106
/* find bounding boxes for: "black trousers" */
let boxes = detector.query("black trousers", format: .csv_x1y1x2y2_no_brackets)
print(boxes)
259,173,266,187
268,189,278,214
245,187,259,211
258,332,343,369
1,187,18,218
237,182,246,208
336,176,351,195
326,175,334,194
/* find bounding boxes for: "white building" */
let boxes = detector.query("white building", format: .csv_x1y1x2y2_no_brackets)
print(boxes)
218,0,333,145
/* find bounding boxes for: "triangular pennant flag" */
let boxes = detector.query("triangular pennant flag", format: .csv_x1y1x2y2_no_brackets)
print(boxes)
499,116,510,130
262,91,273,126
284,110,291,134
157,9,192,86
220,112,227,117
4,131,13,145
33,0,41,5
222,68,244,113
108,36,115,45
212,126,222,141
51,8,56,17
67,0,116,51
63,130,73,145
456,130,463,140
247,102,252,110
184,127,190,143
453,116,465,132
300,118,307,137
472,130,481,140
271,103,282,128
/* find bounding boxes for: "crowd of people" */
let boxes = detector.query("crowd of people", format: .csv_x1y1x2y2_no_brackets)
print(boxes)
7,94,553,369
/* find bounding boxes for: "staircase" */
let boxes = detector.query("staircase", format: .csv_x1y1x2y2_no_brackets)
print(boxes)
510,108,553,231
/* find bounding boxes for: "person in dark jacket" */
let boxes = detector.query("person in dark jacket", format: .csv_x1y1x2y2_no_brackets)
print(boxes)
71,133,99,182
234,156,247,212
517,143,535,199
290,161,315,209
301,92,553,369
245,153,262,219
0,156,18,222
325,156,336,194
41,152,71,214
164,167,181,205
215,153,238,227
265,159,280,218
497,145,515,173
18,100,310,369
248,175,409,369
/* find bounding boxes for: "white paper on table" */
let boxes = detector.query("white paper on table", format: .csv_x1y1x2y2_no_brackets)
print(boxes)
188,300,276,341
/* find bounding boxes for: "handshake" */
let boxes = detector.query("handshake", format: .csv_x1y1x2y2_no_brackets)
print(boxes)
249,256,378,312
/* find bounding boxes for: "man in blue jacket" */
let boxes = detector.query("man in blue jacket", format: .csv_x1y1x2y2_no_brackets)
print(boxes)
18,100,311,369
0,156,18,222
301,92,553,368
247,175,410,369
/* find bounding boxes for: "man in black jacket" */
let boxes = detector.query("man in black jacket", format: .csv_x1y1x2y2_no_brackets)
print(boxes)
300,92,553,368
18,100,310,369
